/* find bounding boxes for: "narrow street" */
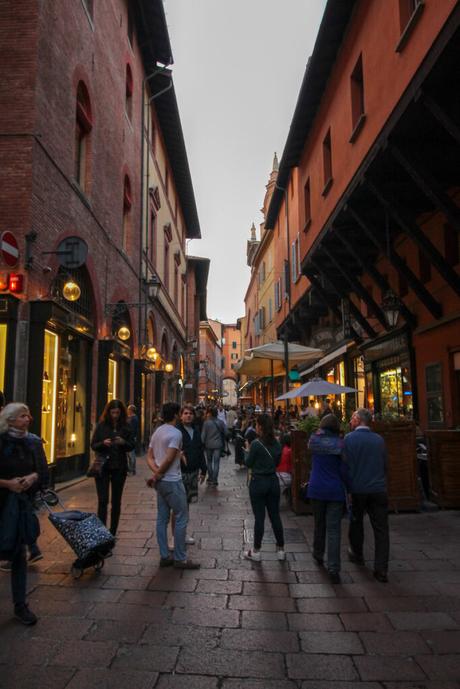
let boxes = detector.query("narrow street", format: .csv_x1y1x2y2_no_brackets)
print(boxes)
0,450,459,688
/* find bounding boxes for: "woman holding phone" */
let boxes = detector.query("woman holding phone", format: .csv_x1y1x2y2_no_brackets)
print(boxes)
90,399,134,537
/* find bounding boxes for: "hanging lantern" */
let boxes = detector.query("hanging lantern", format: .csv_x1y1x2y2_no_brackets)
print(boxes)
381,291,401,330
62,280,81,302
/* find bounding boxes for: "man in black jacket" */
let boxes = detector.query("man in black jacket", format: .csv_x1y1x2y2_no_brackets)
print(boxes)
172,405,207,548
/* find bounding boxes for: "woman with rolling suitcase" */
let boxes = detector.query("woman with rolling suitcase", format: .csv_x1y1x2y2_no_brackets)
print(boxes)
90,399,134,537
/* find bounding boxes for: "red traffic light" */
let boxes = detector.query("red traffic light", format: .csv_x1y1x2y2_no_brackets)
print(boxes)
8,273,24,293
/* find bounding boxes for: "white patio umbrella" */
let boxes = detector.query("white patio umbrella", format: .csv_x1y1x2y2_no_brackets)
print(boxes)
236,341,323,408
276,376,357,401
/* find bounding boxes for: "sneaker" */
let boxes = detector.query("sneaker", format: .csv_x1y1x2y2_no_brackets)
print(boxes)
373,570,388,583
0,561,12,572
28,550,43,564
329,570,341,584
277,549,286,561
347,547,365,565
173,559,201,570
243,549,261,562
185,536,195,545
159,557,174,568
312,554,324,566
14,604,38,626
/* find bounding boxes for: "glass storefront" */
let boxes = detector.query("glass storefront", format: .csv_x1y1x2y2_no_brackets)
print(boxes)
107,358,117,402
42,329,58,463
379,365,413,418
41,330,90,464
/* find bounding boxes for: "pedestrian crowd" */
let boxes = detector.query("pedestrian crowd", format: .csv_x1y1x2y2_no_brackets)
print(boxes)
0,389,390,627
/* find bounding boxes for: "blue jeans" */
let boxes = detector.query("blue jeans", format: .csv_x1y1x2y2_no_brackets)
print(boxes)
205,448,221,483
156,480,188,561
311,499,344,573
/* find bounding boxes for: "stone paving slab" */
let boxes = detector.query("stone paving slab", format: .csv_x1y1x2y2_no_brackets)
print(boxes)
0,448,459,688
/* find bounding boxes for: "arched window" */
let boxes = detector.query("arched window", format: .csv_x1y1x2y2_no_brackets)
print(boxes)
125,64,133,121
122,175,132,251
75,81,92,192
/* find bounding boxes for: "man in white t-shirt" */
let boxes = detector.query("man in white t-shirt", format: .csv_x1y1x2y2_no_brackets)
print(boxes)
147,402,200,570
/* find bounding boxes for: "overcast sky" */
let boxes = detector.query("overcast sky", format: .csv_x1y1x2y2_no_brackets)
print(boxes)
163,0,327,324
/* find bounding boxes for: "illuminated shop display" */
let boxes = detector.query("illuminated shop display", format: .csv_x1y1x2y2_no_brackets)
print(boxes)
379,366,413,417
42,330,58,463
55,335,88,458
0,324,7,391
108,358,117,402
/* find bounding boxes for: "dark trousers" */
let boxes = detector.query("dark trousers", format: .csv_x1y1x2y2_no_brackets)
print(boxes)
349,492,390,572
95,469,127,536
249,474,284,549
11,544,27,606
311,499,344,573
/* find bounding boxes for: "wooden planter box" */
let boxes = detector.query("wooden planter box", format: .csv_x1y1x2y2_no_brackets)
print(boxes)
291,422,420,514
426,430,460,508
371,421,420,512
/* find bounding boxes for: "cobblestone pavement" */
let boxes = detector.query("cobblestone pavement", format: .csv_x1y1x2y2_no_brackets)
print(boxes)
1,449,459,689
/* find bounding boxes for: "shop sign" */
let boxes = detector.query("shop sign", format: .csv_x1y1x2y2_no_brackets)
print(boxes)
8,273,24,293
363,334,408,362
1,232,19,267
309,326,342,350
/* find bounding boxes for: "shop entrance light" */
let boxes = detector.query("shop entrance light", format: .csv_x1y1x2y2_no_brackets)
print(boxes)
62,279,81,302
146,346,157,361
117,325,131,341
165,362,174,373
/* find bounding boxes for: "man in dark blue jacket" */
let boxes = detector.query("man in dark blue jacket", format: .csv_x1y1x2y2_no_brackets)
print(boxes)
344,408,389,583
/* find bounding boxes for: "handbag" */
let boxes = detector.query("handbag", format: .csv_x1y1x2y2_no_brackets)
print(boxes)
86,454,107,478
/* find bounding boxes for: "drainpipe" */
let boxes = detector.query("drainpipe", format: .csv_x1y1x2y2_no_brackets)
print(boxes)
139,66,173,347
275,180,291,394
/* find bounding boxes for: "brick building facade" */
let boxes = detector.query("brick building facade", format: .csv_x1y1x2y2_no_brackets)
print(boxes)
0,0,202,479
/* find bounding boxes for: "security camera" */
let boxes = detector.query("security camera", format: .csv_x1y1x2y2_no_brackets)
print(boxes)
42,266,52,273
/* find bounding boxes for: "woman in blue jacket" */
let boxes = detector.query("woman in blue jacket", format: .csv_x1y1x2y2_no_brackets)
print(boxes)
307,414,347,584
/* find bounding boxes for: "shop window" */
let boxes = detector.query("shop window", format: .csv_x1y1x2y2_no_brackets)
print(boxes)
125,64,133,121
322,129,333,195
379,364,413,417
0,324,6,392
75,81,92,192
350,54,365,141
107,358,118,403
42,330,58,463
444,223,459,267
304,178,311,230
55,336,88,459
425,363,444,426
122,175,132,251
418,247,431,283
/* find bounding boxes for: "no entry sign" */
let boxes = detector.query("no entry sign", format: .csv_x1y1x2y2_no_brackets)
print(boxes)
1,232,19,267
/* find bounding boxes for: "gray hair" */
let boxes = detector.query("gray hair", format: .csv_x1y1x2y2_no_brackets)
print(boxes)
0,403,30,434
354,408,373,426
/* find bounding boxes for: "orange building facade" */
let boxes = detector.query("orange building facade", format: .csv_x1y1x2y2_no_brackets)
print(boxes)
266,0,460,429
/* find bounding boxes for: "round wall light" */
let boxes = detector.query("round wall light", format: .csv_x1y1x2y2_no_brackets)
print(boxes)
146,346,157,361
117,326,131,341
165,362,174,373
62,280,81,302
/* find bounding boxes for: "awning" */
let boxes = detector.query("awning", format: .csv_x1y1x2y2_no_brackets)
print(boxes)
301,344,347,377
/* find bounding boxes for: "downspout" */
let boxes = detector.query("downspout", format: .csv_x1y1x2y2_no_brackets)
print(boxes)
139,66,173,348
275,180,291,395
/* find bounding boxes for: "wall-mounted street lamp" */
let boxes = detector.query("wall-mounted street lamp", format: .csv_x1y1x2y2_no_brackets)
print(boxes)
146,275,161,301
62,279,81,302
117,325,131,341
165,363,174,373
381,290,401,330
